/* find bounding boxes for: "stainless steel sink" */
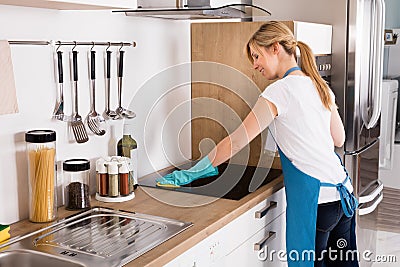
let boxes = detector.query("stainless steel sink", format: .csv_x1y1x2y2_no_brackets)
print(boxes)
0,207,192,267
0,249,85,267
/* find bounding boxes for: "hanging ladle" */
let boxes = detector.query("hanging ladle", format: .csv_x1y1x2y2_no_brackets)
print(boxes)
115,48,136,119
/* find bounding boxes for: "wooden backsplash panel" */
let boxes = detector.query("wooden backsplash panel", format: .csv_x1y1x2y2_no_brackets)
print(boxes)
191,21,294,166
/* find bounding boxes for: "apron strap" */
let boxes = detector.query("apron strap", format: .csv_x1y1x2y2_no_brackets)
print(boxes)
321,178,358,217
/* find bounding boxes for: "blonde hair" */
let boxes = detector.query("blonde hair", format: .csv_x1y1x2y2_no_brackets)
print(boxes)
246,21,333,110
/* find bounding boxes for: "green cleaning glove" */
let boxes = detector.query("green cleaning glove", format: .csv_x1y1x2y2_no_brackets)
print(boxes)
156,156,218,187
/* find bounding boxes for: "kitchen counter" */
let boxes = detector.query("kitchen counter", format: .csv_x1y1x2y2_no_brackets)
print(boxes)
9,174,284,266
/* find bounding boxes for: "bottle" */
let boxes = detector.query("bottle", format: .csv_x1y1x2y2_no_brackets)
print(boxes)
25,130,57,222
117,123,138,190
108,125,117,156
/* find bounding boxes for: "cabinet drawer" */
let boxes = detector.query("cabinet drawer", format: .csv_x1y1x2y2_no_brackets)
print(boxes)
252,187,286,225
223,212,286,267
219,188,285,254
165,188,286,267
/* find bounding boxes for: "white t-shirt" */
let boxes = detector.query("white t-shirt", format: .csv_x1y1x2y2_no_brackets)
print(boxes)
261,75,353,204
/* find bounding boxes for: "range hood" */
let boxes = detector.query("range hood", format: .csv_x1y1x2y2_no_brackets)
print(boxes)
114,0,271,20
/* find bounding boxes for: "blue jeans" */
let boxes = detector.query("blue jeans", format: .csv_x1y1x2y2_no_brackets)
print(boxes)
314,200,356,267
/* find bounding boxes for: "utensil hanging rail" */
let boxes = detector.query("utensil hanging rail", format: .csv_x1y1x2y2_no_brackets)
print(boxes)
8,40,136,47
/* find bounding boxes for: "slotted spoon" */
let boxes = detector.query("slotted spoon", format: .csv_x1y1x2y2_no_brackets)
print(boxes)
86,50,106,135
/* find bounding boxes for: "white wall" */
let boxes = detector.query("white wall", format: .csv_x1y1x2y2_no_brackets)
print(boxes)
385,0,400,28
379,145,400,189
256,0,344,24
0,5,192,224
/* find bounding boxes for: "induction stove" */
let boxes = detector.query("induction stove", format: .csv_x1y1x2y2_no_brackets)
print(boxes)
139,162,282,200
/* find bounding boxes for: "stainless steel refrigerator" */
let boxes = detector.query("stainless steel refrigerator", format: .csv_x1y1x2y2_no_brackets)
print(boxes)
331,0,386,265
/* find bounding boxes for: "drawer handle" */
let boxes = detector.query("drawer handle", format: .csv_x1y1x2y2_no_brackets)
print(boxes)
254,231,276,251
255,201,277,219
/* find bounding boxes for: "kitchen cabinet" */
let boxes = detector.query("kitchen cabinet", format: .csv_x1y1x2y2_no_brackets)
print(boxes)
0,0,135,10
218,213,286,266
164,188,286,266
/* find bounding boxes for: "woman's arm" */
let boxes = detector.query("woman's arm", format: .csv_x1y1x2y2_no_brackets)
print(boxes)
208,97,277,167
330,107,345,147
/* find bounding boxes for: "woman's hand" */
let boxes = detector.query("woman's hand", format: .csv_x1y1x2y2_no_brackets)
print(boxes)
156,156,218,187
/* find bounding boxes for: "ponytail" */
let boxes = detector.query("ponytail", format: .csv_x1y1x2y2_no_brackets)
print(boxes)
246,21,334,110
297,41,334,110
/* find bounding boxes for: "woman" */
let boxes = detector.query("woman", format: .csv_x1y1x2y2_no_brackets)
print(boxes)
157,21,358,267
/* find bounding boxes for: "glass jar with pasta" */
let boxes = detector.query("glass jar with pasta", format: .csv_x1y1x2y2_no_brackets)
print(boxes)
25,130,57,223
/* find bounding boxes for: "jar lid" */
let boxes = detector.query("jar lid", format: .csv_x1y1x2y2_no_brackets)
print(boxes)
25,130,56,143
119,161,129,174
96,158,107,173
63,159,90,172
106,161,119,175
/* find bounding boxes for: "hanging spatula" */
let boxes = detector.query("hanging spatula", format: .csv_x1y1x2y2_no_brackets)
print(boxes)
70,50,89,143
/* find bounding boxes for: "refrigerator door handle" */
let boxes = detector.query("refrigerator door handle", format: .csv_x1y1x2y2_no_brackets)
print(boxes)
345,138,378,155
358,193,383,216
358,179,383,204
363,0,385,129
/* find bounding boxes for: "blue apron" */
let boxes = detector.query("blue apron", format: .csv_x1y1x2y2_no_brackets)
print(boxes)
272,67,359,266
278,149,358,266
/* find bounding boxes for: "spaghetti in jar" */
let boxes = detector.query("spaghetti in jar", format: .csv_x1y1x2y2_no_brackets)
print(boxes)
25,130,57,223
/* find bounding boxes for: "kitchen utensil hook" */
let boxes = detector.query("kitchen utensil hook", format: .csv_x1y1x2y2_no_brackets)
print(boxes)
106,42,111,52
72,41,77,51
56,42,62,52
90,42,95,51
119,42,124,52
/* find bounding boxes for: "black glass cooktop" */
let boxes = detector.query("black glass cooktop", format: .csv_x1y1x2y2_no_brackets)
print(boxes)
138,162,282,200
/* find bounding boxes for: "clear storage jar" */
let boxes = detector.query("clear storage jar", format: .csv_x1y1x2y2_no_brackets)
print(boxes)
63,159,91,210
25,130,57,223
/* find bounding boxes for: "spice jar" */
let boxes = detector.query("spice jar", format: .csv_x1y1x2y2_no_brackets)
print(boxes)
63,159,91,210
96,158,108,197
25,130,57,223
107,161,119,197
94,156,135,202
119,160,130,196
